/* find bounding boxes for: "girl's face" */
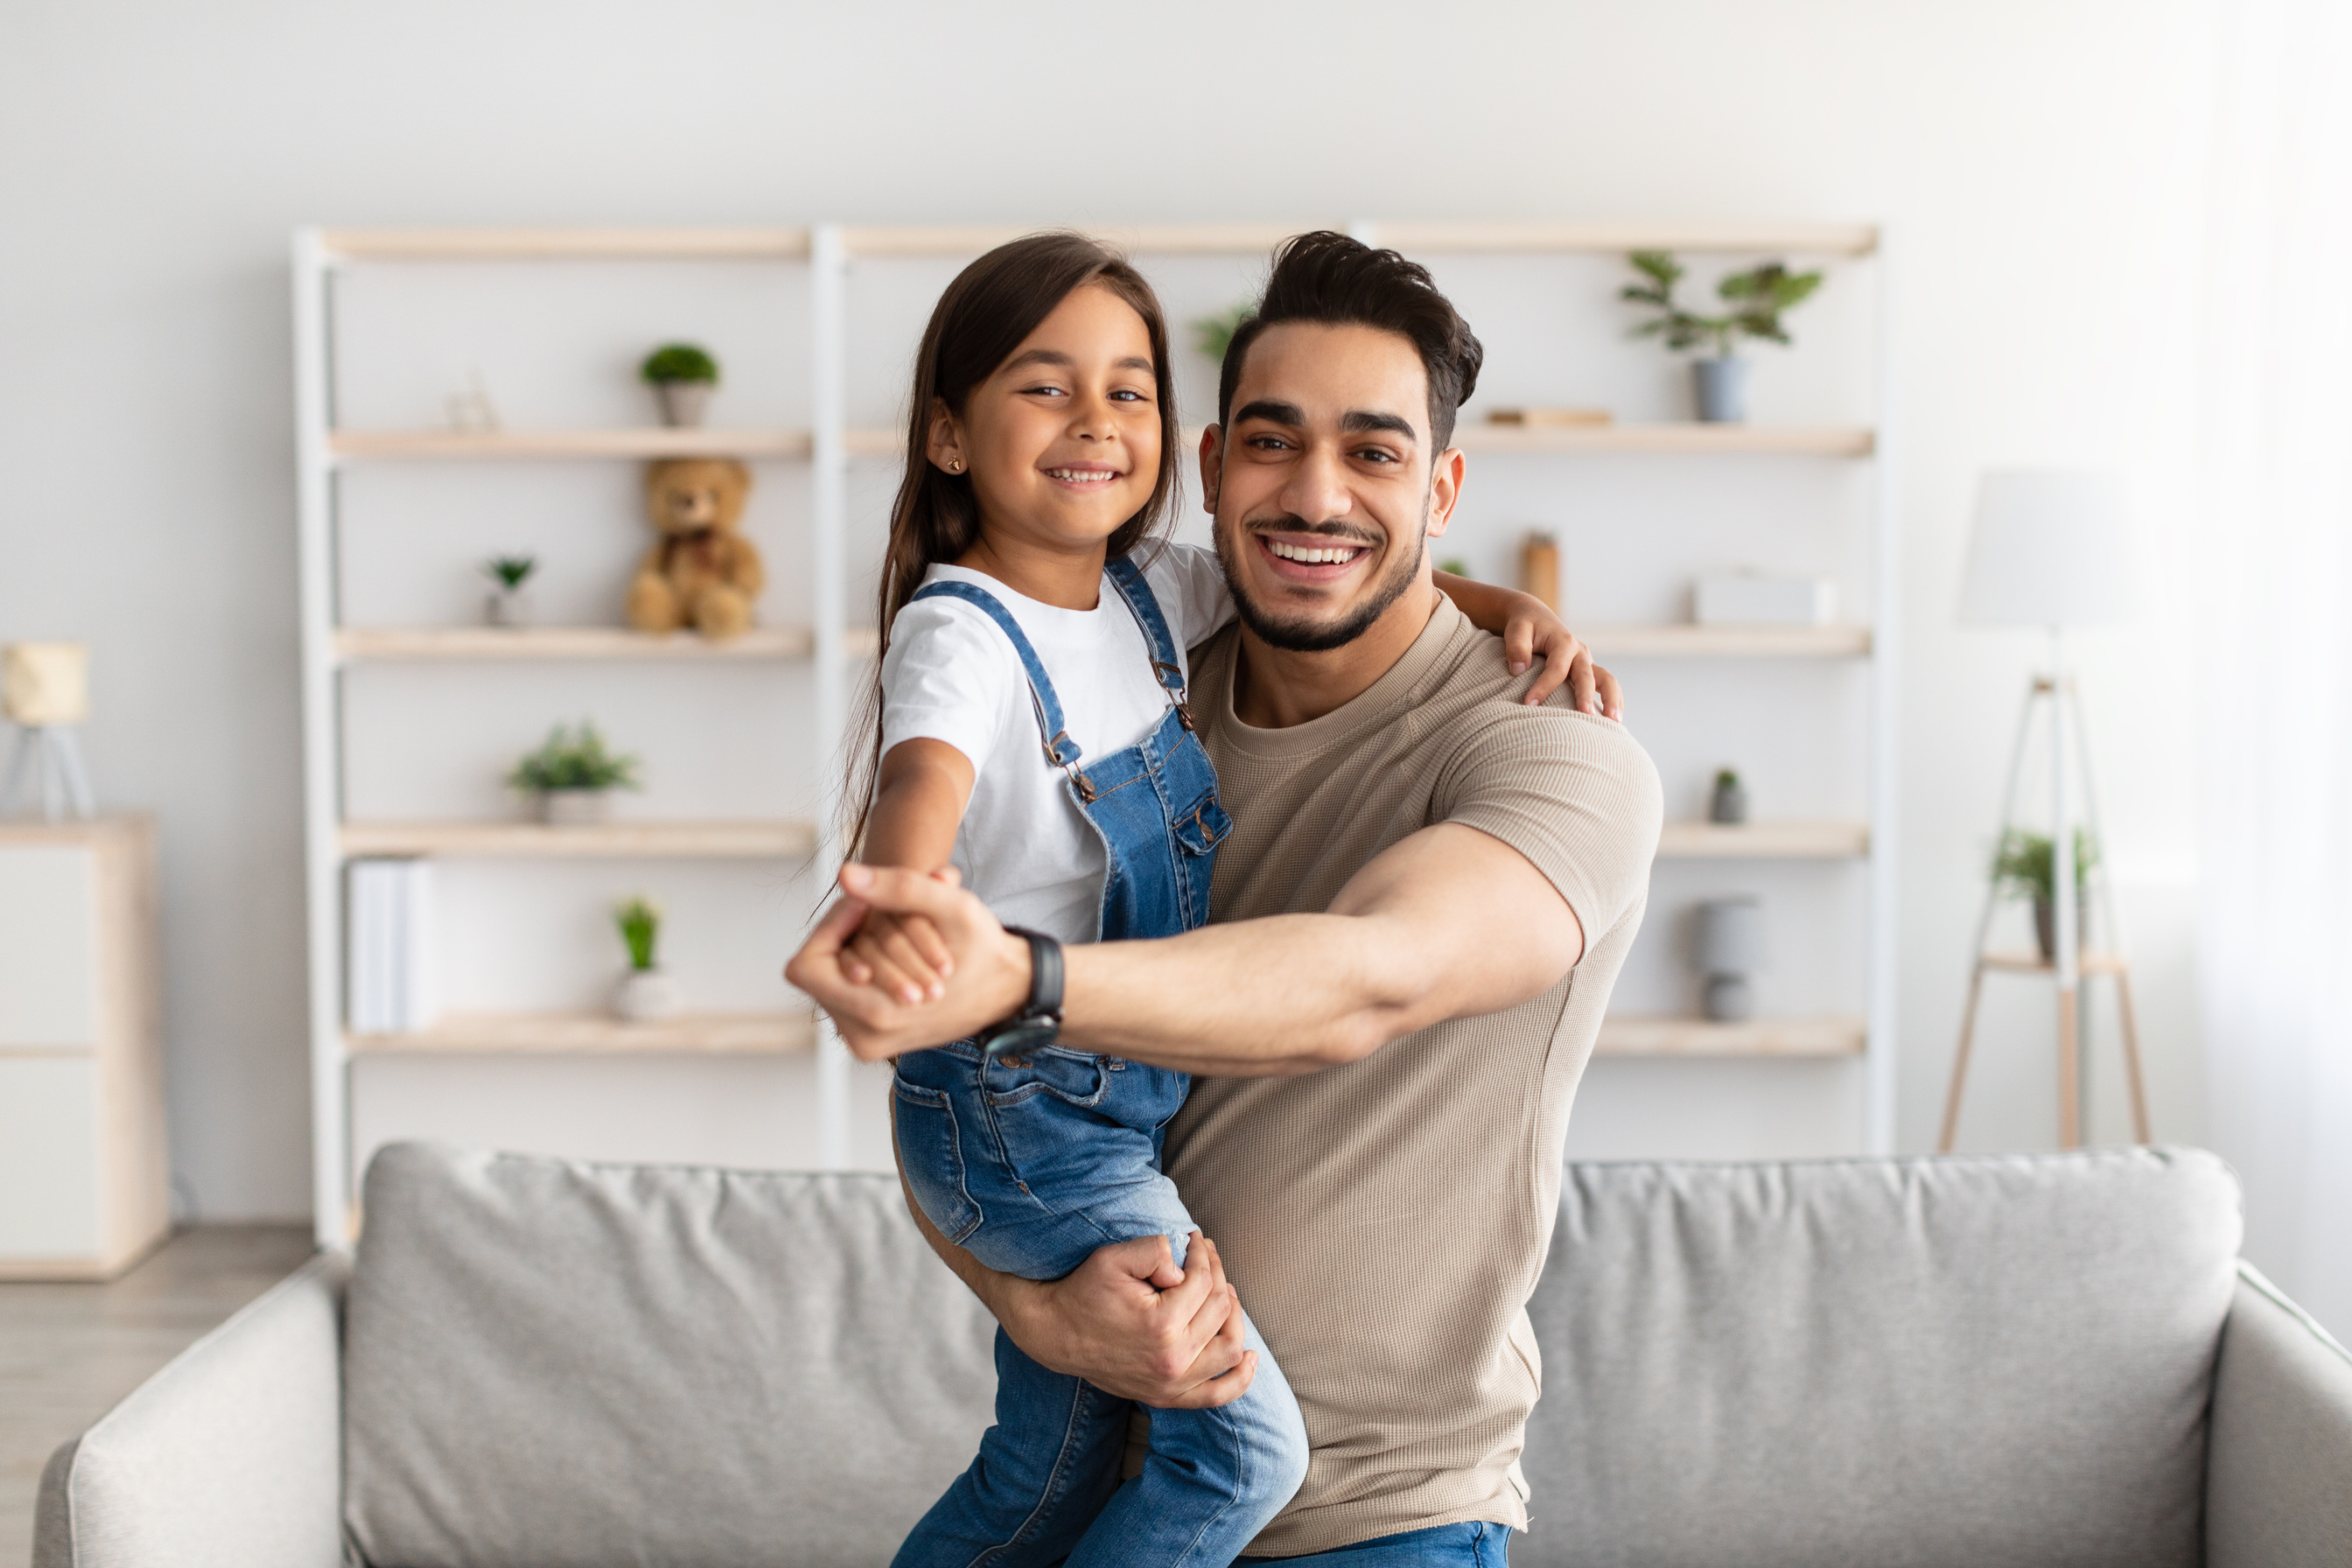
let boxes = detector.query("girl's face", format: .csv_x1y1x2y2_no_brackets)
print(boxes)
930,282,1161,552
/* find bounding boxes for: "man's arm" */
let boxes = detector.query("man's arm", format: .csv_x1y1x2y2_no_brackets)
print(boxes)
794,820,1585,1075
889,1105,1258,1407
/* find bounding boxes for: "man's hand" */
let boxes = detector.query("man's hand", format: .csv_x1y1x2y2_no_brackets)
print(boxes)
785,864,1032,1061
1000,1233,1256,1408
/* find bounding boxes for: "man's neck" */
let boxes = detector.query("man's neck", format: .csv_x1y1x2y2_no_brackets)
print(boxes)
1231,582,1442,729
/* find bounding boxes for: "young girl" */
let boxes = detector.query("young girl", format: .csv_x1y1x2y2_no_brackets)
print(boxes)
840,233,1593,1568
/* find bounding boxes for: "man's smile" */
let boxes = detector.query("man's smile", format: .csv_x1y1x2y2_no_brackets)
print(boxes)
1254,528,1376,584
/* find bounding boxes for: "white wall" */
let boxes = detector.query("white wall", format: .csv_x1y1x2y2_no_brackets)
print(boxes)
0,0,2212,1219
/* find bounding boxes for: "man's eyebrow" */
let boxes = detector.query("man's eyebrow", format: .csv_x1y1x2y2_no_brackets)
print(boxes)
1231,399,1306,426
1340,410,1419,441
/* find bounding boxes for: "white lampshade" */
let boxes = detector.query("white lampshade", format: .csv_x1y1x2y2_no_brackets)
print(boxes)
1958,469,2138,628
2,642,89,725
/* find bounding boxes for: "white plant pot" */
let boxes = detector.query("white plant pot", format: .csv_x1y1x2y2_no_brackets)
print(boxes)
485,586,533,627
613,967,679,1022
537,788,611,826
654,382,712,428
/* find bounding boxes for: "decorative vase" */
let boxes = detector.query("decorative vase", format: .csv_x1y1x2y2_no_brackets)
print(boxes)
1702,973,1754,1023
2034,896,2055,962
1691,357,1750,424
654,382,712,429
613,967,678,1022
537,788,610,826
1708,774,1749,824
485,586,532,627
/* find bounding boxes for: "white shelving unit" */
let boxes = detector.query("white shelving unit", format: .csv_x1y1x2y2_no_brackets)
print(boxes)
294,220,1896,1243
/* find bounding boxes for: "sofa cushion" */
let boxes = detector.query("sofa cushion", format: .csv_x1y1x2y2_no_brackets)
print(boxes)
344,1144,996,1568
1516,1147,2242,1568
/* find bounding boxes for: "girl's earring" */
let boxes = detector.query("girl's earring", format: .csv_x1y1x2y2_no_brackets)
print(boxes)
947,458,963,473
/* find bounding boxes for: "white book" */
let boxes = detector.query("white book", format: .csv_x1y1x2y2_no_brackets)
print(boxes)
347,859,438,1033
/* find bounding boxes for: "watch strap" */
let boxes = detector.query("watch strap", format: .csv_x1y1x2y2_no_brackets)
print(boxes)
978,927,1063,1059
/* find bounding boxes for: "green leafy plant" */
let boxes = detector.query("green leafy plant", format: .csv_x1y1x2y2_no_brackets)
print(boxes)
1992,828,2099,904
614,896,661,971
640,343,720,385
1191,302,1255,363
1437,557,1471,578
1622,251,1824,358
1714,767,1742,792
505,722,643,794
482,554,536,591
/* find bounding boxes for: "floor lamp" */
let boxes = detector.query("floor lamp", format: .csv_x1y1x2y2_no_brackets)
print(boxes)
1941,471,2148,1151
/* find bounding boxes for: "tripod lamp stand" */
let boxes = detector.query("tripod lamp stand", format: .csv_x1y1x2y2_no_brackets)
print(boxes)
1940,471,2149,1151
2,641,98,820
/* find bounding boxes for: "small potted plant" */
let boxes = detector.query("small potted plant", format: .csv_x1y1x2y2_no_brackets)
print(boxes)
1621,251,1824,423
640,342,720,428
1190,302,1255,364
1993,828,2100,961
505,722,642,825
1708,767,1749,824
612,895,678,1022
482,554,536,627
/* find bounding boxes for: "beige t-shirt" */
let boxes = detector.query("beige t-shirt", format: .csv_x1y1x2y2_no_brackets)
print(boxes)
1165,595,1662,1557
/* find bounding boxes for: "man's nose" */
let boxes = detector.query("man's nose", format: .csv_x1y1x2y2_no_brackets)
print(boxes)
1279,442,1354,528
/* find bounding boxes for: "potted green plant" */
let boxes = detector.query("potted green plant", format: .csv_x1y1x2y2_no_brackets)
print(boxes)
482,554,536,627
1190,302,1255,364
611,895,677,1021
1993,828,2100,962
1708,766,1749,824
1621,251,1824,423
640,342,720,428
505,722,642,825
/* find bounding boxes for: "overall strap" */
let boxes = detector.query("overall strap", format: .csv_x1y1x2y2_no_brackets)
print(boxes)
1104,554,1187,698
909,580,1084,769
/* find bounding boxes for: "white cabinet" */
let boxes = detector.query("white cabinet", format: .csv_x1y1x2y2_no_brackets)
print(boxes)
0,816,168,1278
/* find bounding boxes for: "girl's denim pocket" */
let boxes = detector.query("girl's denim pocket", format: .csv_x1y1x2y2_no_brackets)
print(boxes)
982,1046,1108,1110
892,1076,982,1243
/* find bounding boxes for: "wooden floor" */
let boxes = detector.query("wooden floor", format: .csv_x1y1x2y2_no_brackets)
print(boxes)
0,1225,316,1564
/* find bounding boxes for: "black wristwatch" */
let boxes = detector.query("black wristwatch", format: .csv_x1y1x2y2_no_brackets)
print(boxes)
976,927,1063,1060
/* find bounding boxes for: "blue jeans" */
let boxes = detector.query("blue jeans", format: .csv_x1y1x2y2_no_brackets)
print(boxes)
1242,1524,1514,1564
892,1040,1309,1567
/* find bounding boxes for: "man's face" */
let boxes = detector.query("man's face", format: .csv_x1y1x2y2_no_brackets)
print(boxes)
1204,321,1461,652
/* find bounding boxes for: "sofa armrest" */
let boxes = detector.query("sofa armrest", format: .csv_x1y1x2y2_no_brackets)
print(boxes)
2207,1262,2352,1568
34,1250,349,1568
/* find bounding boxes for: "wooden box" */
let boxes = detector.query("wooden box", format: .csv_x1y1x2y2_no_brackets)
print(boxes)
0,816,168,1278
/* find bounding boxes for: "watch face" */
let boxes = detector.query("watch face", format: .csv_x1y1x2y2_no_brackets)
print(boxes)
982,1019,1060,1061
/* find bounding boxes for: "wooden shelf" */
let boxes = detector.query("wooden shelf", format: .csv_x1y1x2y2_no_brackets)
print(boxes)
329,429,811,460
1583,624,1872,658
1656,821,1870,858
338,820,816,859
333,626,880,662
348,1010,815,1056
1595,1015,1867,1057
316,222,1877,264
1979,950,2130,976
1458,423,1873,457
320,228,812,261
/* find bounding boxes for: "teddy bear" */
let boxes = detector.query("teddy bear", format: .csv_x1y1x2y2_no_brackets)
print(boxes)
626,458,765,640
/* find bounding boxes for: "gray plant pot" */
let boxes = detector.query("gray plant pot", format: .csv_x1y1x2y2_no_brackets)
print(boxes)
1692,357,1750,424
613,967,679,1022
1703,973,1754,1023
1708,777,1749,824
537,788,611,827
654,382,713,429
485,586,533,627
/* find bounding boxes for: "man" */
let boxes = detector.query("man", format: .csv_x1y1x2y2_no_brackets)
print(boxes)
788,232,1662,1564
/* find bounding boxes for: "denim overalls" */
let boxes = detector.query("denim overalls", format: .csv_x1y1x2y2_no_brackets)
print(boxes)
891,555,1309,1568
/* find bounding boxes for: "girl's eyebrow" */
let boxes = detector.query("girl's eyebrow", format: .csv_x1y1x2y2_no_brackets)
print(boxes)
1001,348,1154,374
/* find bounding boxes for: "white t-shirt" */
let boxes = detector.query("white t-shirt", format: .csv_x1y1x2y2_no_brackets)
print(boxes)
878,542,1234,945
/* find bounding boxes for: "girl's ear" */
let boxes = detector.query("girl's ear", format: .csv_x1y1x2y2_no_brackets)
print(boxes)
925,398,967,476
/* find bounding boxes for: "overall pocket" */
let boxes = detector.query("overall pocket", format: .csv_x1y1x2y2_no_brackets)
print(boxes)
892,1077,982,1243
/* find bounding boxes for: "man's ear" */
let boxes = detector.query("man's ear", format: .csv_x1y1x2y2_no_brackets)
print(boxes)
1199,424,1224,514
925,398,966,474
1423,447,1467,538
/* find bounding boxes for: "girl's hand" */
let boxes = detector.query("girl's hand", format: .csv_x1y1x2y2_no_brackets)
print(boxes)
842,908,956,1004
1502,595,1623,719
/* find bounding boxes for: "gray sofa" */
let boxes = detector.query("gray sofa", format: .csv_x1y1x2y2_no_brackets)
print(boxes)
35,1142,2352,1567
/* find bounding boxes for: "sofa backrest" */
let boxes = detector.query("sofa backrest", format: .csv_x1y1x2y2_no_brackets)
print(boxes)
344,1144,997,1568
1516,1148,2243,1568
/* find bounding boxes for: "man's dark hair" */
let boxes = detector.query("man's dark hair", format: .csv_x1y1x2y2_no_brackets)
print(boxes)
1217,231,1486,451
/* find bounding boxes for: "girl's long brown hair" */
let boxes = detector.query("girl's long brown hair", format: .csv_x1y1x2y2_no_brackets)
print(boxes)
842,232,1183,856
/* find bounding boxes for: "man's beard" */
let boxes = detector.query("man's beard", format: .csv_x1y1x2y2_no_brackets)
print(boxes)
1214,507,1428,654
